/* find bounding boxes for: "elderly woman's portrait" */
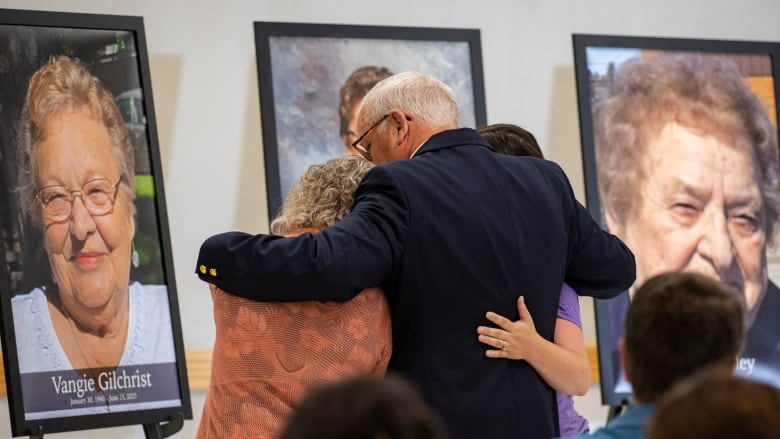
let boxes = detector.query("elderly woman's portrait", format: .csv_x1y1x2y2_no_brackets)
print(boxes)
0,23,184,427
584,47,780,391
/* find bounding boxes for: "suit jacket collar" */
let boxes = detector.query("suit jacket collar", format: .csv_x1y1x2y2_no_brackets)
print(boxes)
413,127,493,157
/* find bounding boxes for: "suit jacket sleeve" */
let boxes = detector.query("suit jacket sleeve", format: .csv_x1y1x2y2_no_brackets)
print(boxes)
195,166,409,302
552,163,636,298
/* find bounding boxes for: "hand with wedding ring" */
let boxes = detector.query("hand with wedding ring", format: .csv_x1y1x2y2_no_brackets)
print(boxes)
477,296,541,360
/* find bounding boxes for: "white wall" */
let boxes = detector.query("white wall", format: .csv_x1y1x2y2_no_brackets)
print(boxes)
2,0,780,437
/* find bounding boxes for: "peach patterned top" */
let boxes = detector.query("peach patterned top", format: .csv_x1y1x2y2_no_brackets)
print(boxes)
197,277,391,438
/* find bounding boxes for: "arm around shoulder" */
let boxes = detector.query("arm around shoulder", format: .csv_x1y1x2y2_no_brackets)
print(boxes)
195,230,343,302
194,167,410,304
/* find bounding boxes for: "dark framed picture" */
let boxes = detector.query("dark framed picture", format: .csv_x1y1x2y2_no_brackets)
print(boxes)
254,21,487,220
573,33,780,407
0,9,191,436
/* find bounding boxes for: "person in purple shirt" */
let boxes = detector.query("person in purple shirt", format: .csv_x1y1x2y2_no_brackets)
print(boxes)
476,124,590,436
478,286,591,436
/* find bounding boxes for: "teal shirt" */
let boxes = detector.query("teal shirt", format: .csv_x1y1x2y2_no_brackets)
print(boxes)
565,404,656,439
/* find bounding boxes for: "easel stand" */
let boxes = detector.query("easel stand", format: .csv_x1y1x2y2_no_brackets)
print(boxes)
606,398,632,422
142,412,185,439
29,412,185,439
29,426,43,439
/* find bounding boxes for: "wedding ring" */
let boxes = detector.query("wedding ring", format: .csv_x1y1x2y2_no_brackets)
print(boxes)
501,340,507,351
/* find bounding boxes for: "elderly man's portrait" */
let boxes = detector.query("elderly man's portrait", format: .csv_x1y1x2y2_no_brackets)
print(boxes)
0,20,187,431
580,42,780,396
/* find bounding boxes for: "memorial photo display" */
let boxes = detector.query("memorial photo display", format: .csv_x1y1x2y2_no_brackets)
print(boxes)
573,33,780,407
0,8,191,436
254,21,487,220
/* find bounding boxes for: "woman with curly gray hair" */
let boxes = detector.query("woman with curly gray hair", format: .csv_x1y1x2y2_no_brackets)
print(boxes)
199,155,391,439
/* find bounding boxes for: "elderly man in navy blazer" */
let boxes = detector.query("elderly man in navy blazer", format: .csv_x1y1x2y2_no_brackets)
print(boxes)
197,71,635,439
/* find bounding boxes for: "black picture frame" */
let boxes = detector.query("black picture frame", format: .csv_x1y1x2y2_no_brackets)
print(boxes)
573,33,780,408
0,8,191,436
254,21,487,221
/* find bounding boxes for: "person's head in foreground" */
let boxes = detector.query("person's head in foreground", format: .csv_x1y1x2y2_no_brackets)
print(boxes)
646,368,780,439
279,375,448,439
595,53,780,327
622,271,745,404
351,71,458,164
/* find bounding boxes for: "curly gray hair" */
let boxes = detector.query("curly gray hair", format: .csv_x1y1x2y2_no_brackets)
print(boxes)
271,155,374,234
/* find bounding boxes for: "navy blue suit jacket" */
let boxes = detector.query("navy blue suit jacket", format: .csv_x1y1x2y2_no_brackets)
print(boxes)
197,128,636,439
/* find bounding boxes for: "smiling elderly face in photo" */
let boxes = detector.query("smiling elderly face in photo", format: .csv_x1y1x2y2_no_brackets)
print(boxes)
35,107,135,313
595,54,780,326
15,55,142,372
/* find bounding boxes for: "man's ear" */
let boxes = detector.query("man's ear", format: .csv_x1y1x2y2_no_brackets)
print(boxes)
388,109,410,147
388,109,408,131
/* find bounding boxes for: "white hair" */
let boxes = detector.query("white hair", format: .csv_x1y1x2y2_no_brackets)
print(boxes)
360,71,458,129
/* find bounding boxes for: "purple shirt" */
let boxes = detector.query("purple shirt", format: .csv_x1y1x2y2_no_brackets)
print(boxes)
556,283,590,436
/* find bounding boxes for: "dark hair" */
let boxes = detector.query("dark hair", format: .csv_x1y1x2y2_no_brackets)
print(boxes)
339,66,393,136
279,375,448,439
647,369,780,439
478,123,544,159
623,271,745,402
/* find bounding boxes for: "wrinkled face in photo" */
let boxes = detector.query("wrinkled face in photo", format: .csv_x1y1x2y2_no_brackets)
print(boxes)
620,122,767,325
37,108,135,310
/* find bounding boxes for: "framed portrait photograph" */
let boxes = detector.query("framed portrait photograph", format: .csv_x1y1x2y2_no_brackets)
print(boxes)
0,8,191,436
573,33,780,408
254,21,487,220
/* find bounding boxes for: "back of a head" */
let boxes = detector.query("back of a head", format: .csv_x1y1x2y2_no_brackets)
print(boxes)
646,369,780,439
477,123,544,159
623,271,745,402
271,155,374,234
279,375,448,439
360,71,459,131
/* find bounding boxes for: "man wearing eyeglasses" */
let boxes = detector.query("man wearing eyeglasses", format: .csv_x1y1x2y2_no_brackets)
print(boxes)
197,71,636,439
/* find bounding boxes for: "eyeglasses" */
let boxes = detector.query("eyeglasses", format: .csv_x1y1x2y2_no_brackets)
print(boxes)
37,177,123,222
351,114,389,161
351,114,412,161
